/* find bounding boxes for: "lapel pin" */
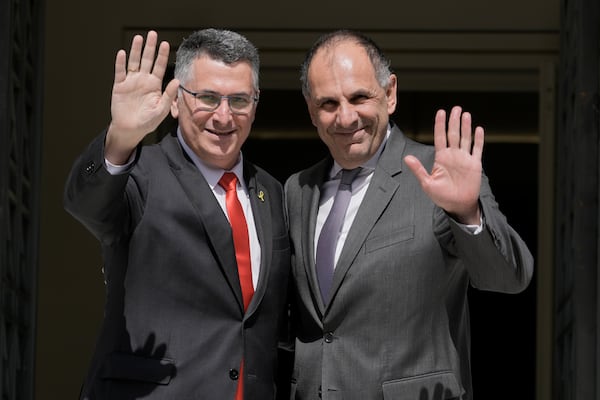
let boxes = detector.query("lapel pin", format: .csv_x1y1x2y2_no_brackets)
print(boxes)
258,191,265,202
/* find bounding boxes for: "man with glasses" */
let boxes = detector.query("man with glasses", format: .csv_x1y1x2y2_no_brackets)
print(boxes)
64,29,290,400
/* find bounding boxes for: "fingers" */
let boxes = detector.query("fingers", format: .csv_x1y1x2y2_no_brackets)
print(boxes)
125,31,170,76
433,109,447,153
446,106,461,148
151,40,171,80
472,126,485,160
139,31,158,73
435,105,484,156
127,34,145,73
114,49,127,84
460,111,473,151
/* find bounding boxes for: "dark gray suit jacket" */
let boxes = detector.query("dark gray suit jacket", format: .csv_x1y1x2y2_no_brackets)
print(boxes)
64,131,291,400
284,124,533,400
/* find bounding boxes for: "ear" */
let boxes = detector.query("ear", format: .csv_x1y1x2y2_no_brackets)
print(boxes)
386,74,398,115
250,89,260,122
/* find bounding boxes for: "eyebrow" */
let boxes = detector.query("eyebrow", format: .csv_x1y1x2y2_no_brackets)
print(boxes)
314,88,374,104
313,95,336,104
350,88,375,97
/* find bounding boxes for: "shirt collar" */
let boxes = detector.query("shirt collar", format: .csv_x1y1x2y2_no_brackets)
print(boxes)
329,124,391,179
177,128,244,189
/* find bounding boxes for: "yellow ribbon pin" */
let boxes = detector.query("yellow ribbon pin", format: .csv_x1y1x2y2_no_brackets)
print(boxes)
258,191,265,202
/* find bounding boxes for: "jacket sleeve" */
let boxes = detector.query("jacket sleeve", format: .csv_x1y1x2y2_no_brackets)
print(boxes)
63,131,139,245
434,173,534,293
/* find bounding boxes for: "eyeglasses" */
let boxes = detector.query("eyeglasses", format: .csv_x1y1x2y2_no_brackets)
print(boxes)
179,85,258,115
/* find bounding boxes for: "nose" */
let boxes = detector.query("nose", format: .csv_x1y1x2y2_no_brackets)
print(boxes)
336,102,358,128
212,98,234,123
216,97,233,113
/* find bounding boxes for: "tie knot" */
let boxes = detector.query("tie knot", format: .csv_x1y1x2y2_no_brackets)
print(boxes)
219,172,238,192
339,168,361,190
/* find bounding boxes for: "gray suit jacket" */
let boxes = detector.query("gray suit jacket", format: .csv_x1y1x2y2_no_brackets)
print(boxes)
284,124,533,400
64,131,291,400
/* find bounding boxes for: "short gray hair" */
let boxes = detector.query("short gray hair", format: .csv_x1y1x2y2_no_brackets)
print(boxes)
174,28,259,90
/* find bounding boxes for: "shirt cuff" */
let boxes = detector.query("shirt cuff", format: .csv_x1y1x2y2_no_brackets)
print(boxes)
105,150,136,175
456,215,484,235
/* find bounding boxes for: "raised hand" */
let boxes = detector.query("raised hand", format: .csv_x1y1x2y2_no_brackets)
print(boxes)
105,31,180,164
404,106,484,225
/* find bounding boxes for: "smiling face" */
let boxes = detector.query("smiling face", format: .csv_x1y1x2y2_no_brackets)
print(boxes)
171,55,257,170
305,40,397,169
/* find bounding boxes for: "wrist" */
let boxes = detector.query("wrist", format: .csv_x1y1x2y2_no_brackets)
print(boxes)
105,124,138,165
450,204,481,225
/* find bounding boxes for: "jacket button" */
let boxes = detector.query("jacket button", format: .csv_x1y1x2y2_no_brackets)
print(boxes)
85,161,95,174
229,369,239,380
318,385,322,398
324,332,334,343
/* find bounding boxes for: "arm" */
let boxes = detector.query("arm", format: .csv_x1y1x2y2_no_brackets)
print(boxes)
438,175,534,293
64,131,133,243
64,31,174,242
409,106,533,292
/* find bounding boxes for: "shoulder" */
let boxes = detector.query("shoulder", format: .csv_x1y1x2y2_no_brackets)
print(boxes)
253,163,282,185
134,133,180,172
244,161,285,198
386,124,435,168
286,157,331,186
388,124,432,154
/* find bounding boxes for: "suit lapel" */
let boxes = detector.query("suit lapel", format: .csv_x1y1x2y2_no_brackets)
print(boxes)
161,135,245,312
303,159,332,315
243,163,271,317
328,127,407,309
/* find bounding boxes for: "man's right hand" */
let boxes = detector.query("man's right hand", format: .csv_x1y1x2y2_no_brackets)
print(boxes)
105,30,180,165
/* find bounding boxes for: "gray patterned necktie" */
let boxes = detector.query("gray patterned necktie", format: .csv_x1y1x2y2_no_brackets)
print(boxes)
315,168,361,305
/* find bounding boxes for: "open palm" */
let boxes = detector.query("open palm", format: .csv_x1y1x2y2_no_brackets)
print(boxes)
105,31,179,164
404,106,483,225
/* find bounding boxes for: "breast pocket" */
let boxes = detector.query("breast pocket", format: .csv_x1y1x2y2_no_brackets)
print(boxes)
365,225,414,253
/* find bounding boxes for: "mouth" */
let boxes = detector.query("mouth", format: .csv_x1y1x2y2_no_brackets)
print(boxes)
334,127,365,140
335,125,366,135
207,128,236,136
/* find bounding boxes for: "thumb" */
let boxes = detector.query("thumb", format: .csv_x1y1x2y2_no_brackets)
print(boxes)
162,78,180,106
155,79,180,121
404,155,430,184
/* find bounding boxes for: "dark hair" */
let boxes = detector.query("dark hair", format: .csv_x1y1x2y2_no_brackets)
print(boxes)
174,28,259,90
300,30,392,98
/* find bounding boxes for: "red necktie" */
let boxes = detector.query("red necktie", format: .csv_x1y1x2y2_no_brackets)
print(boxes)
219,172,254,400
219,172,254,310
